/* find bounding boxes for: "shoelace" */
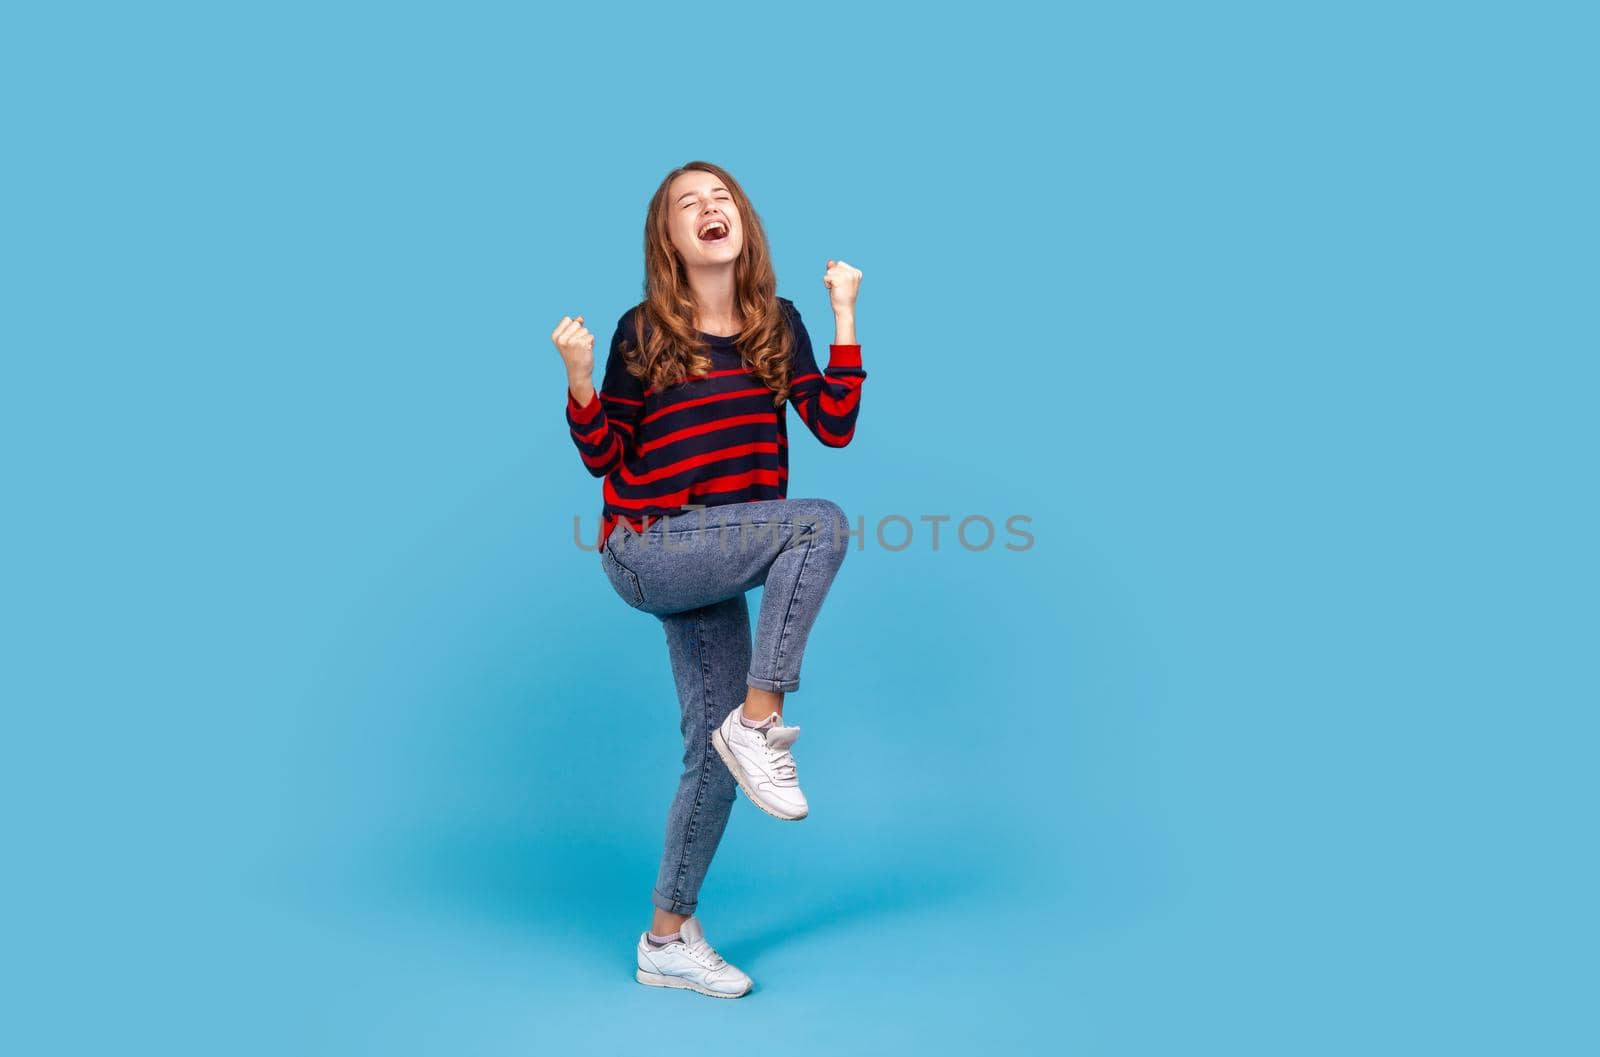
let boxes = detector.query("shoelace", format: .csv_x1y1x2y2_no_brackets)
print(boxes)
685,937,727,970
761,731,797,782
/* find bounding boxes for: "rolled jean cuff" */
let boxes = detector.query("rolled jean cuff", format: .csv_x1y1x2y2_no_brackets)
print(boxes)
747,672,799,694
651,886,697,916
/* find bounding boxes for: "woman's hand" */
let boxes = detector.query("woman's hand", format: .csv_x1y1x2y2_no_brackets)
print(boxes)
823,259,862,317
552,314,596,404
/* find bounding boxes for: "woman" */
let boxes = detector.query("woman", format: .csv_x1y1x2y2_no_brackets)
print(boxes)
549,160,866,999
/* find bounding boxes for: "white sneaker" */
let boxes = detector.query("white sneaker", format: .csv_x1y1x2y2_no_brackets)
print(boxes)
712,705,809,821
634,916,752,999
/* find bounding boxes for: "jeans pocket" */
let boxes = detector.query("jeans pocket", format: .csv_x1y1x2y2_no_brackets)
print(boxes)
601,542,645,609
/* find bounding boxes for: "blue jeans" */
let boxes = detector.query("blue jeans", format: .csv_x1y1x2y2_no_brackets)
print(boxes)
598,498,851,915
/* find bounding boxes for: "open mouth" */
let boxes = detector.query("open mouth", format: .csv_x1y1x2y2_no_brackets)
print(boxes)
697,220,730,243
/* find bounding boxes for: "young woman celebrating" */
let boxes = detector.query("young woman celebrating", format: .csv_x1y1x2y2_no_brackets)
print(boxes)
549,161,866,999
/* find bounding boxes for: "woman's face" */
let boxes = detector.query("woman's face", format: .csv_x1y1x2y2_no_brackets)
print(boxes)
665,170,743,267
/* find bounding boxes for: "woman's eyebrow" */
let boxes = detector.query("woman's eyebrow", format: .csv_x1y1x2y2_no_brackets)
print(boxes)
676,187,728,204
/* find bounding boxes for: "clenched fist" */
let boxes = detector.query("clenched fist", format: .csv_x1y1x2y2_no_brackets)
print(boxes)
551,314,595,379
823,259,862,315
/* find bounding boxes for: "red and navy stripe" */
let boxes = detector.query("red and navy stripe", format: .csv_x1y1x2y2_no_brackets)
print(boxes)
566,301,864,551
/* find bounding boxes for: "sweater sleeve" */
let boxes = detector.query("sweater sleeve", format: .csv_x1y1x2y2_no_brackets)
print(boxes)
566,311,647,477
783,299,866,448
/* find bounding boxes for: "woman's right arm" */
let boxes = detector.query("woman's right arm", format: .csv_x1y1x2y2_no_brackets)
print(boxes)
552,312,645,477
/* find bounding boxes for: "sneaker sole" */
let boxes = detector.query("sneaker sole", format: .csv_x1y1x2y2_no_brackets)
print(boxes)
711,728,808,821
635,967,750,999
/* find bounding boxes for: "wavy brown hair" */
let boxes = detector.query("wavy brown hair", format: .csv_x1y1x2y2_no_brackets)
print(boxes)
620,161,795,406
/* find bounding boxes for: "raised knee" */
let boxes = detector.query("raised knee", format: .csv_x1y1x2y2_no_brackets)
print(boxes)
795,497,846,538
819,500,849,563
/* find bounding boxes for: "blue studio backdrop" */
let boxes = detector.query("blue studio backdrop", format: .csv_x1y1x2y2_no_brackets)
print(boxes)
4,2,1594,1055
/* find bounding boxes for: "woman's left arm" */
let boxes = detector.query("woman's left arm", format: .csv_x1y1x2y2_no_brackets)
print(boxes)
786,262,866,448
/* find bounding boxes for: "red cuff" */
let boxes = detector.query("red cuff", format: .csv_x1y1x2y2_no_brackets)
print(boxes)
568,386,603,423
827,344,862,369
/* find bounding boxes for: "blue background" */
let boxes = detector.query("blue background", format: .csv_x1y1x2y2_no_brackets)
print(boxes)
5,2,1594,1054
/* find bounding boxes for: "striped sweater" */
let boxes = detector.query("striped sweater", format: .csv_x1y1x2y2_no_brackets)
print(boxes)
566,297,866,552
